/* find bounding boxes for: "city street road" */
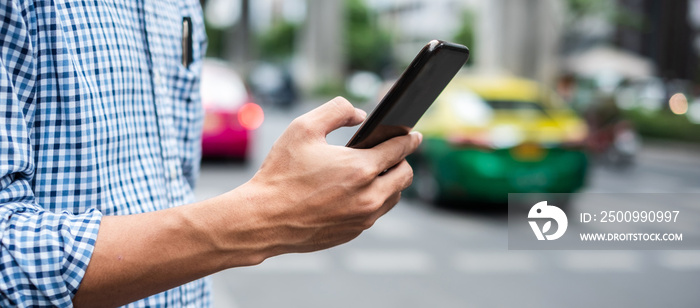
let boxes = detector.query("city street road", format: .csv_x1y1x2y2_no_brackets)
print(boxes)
195,103,700,308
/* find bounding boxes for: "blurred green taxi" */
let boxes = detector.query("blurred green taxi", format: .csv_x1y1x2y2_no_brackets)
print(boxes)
409,75,588,204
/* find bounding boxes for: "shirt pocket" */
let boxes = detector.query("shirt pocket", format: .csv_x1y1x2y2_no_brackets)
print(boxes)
170,57,202,133
170,54,203,157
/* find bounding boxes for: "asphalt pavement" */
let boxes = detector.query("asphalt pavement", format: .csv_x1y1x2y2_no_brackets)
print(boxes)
196,102,700,308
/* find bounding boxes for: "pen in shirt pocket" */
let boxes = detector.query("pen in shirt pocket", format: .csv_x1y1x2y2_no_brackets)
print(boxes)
182,17,193,68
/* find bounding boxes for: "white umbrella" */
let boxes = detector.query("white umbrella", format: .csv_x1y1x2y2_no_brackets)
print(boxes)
564,46,655,79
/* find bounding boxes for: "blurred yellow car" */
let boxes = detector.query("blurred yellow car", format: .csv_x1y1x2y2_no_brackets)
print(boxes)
409,75,589,204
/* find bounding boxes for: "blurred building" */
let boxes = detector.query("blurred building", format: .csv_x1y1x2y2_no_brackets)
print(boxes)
206,0,566,88
370,0,564,84
294,0,345,90
615,0,698,81
369,0,473,63
476,0,564,84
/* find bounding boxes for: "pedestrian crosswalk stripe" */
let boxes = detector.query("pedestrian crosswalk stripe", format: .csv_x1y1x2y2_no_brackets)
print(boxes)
659,251,700,270
241,253,331,273
344,249,433,273
453,251,537,272
560,251,641,271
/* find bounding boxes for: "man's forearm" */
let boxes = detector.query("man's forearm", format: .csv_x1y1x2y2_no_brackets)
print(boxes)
72,187,269,308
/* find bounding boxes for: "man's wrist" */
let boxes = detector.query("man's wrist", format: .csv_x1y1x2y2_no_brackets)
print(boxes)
183,183,281,268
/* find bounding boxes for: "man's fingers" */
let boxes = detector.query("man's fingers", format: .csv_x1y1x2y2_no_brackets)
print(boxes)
370,191,402,224
374,159,414,193
295,97,366,137
362,161,414,226
366,131,423,173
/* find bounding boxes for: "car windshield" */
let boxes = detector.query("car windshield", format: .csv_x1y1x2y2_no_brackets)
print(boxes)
201,60,248,109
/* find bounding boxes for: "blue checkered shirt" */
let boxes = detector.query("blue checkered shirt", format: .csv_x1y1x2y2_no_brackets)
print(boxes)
1,0,209,306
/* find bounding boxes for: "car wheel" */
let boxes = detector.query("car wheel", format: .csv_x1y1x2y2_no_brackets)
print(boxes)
413,161,441,204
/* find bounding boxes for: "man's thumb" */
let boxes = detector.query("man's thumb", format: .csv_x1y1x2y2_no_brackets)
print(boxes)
300,97,366,136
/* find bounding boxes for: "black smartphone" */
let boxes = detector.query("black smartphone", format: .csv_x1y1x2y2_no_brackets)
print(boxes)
346,40,470,149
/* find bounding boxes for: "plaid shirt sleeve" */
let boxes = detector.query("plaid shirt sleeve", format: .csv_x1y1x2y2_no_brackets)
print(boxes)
0,2,102,306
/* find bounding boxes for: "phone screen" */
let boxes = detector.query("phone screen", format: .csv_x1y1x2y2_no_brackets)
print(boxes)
346,40,470,149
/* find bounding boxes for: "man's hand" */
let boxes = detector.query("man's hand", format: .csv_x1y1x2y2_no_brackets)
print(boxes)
229,96,422,257
74,97,421,307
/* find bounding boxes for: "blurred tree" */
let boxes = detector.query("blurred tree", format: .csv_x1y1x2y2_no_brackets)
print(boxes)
566,0,611,18
565,0,642,27
258,21,300,61
561,0,643,53
345,0,392,73
453,9,476,66
205,25,226,58
202,0,253,66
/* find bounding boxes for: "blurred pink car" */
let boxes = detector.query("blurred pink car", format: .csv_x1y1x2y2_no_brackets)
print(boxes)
200,59,264,159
